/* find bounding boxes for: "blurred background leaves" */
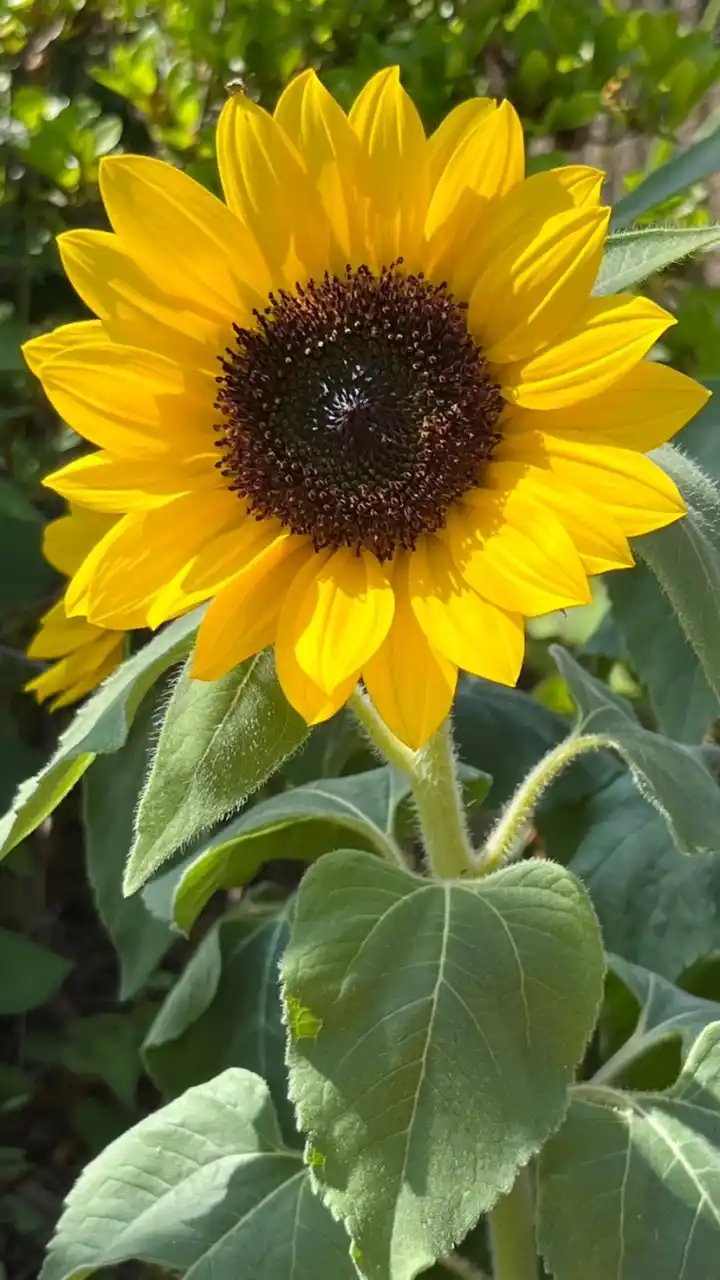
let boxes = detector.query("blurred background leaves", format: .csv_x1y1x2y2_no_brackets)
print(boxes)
2,1,720,1275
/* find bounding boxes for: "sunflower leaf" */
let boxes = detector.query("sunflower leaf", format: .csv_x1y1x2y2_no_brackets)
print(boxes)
41,1068,356,1280
551,645,720,856
142,766,409,932
283,850,604,1280
143,896,295,1138
0,609,202,861
611,123,720,229
124,649,308,897
601,953,720,1078
539,770,720,980
594,225,720,295
537,1022,720,1280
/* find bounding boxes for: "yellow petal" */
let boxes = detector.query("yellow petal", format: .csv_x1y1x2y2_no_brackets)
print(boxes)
274,69,367,265
444,475,591,616
26,631,124,706
425,99,524,242
151,516,306,627
80,490,241,628
447,165,604,302
216,92,329,282
27,600,110,659
45,450,220,512
501,431,686,536
192,543,313,682
43,507,119,577
502,361,711,453
276,546,395,694
349,66,429,270
47,645,125,711
23,322,104,376
363,555,456,749
469,206,610,364
408,535,525,683
99,154,269,320
37,343,216,458
427,98,495,188
275,604,358,726
482,461,633,576
549,164,605,208
500,295,674,410
57,230,230,367
275,653,357,727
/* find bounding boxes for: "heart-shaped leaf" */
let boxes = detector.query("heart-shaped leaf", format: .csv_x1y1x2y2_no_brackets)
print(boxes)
283,850,604,1280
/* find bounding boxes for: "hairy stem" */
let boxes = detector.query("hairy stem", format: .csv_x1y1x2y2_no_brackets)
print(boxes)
349,691,475,878
411,719,476,878
488,1168,538,1280
479,733,612,875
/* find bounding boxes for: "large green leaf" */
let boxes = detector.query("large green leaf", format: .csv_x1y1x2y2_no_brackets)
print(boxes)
82,686,174,1000
124,650,308,896
540,771,720,979
41,1068,356,1280
595,225,720,295
0,927,72,1015
143,896,294,1138
283,850,604,1280
538,1023,720,1280
0,609,201,860
612,123,720,229
144,766,409,932
552,645,720,855
597,954,720,1084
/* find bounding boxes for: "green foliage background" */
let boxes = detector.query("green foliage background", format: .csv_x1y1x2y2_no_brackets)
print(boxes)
2,2,720,1277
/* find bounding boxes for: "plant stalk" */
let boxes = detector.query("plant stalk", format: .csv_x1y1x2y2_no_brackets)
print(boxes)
349,692,475,878
488,1168,538,1280
411,719,476,878
479,733,612,875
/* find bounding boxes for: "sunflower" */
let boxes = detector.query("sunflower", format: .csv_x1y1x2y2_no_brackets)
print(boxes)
24,503,126,710
24,69,708,748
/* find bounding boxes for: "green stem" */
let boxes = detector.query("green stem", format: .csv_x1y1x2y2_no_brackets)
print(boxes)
348,692,475,879
348,688,416,776
412,719,476,878
479,733,612,875
488,1168,538,1280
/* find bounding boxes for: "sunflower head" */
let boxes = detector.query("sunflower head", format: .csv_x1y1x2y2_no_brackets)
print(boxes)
25,506,126,710
24,67,708,746
216,260,504,560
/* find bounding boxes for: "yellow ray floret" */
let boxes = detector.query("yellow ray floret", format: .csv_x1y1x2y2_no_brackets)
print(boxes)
25,506,126,710
25,67,709,747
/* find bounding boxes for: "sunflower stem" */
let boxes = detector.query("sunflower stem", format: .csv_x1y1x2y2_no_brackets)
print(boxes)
478,732,612,875
348,692,475,879
410,720,476,878
348,689,417,775
487,1168,538,1280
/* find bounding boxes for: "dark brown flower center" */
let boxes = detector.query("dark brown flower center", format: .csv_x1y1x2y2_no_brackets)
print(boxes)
215,261,503,560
